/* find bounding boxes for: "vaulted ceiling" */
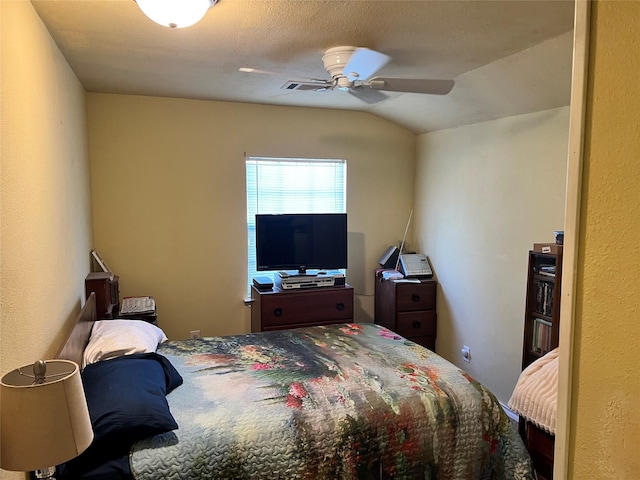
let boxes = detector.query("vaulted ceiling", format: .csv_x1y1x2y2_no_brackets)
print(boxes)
31,0,575,133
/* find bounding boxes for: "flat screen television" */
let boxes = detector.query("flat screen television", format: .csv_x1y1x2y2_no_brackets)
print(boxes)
255,213,347,274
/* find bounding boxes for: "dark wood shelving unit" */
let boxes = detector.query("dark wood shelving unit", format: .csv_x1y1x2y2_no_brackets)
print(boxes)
522,248,562,369
519,245,563,480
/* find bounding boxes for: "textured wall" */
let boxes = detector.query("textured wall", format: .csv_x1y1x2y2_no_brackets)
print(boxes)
569,1,640,477
415,107,569,404
86,93,416,341
0,2,93,479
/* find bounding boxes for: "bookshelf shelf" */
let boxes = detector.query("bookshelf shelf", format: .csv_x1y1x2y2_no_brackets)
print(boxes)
521,248,562,369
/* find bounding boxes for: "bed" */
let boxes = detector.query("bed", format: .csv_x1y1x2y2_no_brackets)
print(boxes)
56,293,534,479
508,349,559,480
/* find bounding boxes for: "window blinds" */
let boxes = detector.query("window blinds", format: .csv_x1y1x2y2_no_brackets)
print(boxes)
246,157,347,288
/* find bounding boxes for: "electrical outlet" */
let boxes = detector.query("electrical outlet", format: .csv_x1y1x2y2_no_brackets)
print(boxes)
461,345,471,363
189,330,201,339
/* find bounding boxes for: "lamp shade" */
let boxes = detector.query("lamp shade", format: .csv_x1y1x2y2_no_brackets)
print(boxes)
135,0,217,28
1,360,94,472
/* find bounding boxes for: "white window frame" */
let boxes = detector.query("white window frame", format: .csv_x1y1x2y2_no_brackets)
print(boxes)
246,156,347,290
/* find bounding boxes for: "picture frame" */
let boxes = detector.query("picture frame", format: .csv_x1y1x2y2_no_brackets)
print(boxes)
90,249,111,273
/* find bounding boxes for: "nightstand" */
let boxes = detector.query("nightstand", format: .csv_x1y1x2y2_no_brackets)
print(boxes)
374,272,437,351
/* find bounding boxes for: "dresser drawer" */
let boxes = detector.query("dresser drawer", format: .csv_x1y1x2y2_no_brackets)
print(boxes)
260,288,353,328
395,310,436,338
395,282,436,312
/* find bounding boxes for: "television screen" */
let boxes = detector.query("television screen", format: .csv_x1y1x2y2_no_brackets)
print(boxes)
255,213,347,273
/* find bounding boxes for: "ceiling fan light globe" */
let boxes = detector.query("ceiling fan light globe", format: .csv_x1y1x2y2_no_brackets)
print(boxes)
336,77,352,91
135,0,216,28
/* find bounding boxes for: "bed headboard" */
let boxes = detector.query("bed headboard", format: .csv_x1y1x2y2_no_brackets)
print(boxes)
56,292,96,367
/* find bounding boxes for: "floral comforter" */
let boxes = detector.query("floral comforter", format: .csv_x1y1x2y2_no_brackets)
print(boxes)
131,323,533,479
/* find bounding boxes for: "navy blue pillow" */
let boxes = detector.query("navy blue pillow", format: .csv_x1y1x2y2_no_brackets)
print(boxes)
57,443,131,480
81,353,182,444
58,353,182,479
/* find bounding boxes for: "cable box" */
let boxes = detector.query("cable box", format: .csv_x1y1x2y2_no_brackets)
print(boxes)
275,274,338,290
252,276,274,291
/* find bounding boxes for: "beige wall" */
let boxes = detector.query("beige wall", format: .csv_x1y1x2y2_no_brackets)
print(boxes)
86,93,416,341
0,2,93,479
414,107,569,403
568,1,640,477
4,0,639,476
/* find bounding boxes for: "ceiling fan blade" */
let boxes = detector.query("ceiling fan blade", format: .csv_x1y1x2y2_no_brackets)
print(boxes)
281,79,333,92
239,67,328,84
348,86,388,104
342,48,391,82
239,67,280,76
368,77,455,95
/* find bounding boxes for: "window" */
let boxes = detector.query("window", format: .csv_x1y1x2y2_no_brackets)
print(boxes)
246,157,347,289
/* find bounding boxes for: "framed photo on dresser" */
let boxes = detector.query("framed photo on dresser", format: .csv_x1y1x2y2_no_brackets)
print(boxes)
90,249,111,273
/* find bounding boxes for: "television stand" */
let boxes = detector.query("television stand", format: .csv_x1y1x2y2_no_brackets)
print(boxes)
250,284,354,332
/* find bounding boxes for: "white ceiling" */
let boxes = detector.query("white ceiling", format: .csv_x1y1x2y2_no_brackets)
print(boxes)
31,0,575,134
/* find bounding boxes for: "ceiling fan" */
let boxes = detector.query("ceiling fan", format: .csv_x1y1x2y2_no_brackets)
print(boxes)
240,46,454,103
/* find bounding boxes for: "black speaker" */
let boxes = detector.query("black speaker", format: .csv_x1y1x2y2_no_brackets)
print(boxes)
378,246,400,269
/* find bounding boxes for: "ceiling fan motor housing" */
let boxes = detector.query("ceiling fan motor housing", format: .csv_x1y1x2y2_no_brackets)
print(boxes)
322,47,357,79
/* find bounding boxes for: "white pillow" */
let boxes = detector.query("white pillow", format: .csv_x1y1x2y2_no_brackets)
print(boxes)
83,319,168,368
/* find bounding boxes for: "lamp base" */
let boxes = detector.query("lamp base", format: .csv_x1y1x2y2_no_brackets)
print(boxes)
35,466,56,479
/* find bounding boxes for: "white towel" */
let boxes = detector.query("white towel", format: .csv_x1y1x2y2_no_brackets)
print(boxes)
508,348,558,435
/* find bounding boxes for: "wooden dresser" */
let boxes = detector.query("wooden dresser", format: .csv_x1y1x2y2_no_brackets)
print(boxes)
251,285,354,332
374,273,437,351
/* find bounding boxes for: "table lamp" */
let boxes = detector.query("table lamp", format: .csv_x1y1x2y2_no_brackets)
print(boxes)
1,359,94,479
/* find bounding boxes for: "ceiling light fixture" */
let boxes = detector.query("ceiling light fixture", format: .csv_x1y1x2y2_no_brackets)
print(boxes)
135,0,218,29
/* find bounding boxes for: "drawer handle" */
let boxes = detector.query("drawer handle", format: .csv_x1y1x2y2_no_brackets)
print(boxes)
412,321,422,329
336,302,345,311
274,308,283,317
412,294,421,302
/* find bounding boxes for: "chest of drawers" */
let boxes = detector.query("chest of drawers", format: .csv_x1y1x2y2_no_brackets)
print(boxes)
374,275,437,351
251,285,354,332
